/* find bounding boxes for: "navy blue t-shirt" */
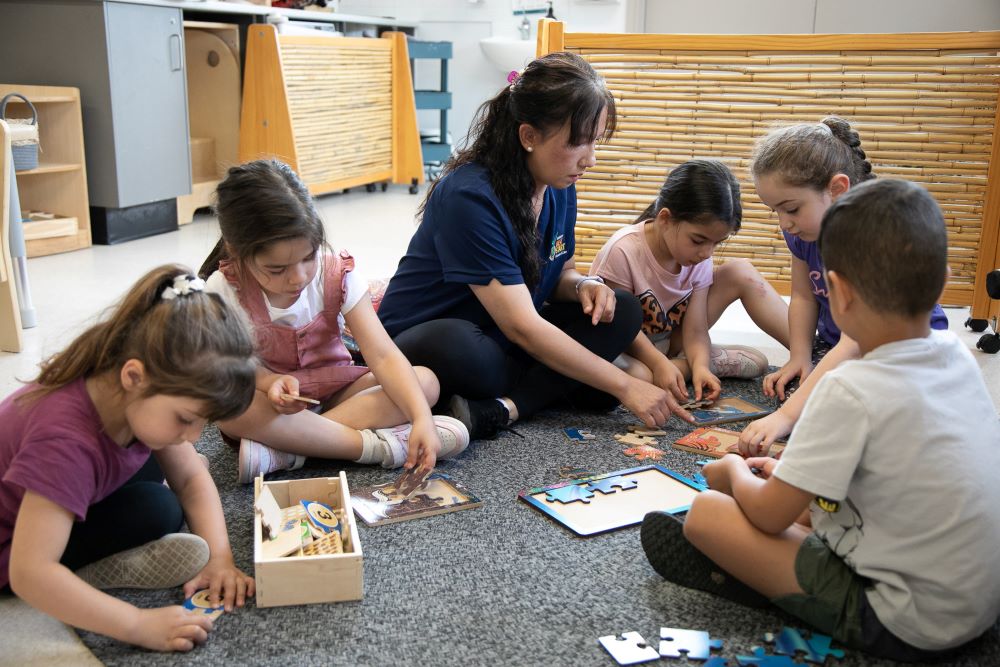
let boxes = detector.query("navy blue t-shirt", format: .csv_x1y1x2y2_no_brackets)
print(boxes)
379,163,576,339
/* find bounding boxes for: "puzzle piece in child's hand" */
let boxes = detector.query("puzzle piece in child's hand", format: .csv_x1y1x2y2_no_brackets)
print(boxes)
764,627,846,663
680,398,714,410
183,589,225,619
658,627,723,660
615,433,659,447
587,475,639,495
391,466,433,501
544,483,595,504
254,484,282,539
563,427,596,442
735,647,798,667
622,445,666,461
599,632,660,665
302,500,341,534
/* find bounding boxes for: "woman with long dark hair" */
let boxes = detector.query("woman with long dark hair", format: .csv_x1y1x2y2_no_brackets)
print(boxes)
378,52,691,439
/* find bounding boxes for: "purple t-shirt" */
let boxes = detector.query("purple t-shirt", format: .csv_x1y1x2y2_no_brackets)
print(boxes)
784,232,949,346
0,379,150,588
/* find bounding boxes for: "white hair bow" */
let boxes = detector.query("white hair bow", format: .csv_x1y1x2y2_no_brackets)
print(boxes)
161,275,206,301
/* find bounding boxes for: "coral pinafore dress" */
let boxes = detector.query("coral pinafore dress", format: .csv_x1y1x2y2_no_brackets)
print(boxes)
220,250,369,403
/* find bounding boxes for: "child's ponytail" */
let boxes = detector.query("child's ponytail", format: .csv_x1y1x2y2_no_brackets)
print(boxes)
29,264,256,422
751,116,875,190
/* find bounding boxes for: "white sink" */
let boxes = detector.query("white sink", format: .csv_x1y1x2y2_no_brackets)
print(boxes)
479,37,537,74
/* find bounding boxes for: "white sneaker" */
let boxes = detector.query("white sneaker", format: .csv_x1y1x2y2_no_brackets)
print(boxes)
238,438,306,484
374,416,471,469
709,344,769,379
75,533,209,590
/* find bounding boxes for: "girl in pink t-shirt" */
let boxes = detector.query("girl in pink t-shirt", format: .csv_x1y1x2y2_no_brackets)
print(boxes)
590,160,789,402
1,264,258,652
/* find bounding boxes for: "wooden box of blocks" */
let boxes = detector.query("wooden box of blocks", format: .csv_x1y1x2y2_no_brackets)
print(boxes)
253,473,363,607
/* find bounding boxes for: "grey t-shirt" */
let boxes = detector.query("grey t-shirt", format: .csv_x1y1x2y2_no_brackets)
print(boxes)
775,330,1000,650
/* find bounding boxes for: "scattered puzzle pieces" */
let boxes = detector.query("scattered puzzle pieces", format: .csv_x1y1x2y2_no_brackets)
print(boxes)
627,425,667,436
622,445,666,462
658,627,723,660
588,475,639,495
544,483,595,504
563,427,596,442
736,647,797,667
615,433,659,447
599,632,660,665
764,627,846,663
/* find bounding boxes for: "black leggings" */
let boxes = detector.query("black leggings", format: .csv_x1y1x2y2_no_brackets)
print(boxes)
392,289,642,419
60,456,184,571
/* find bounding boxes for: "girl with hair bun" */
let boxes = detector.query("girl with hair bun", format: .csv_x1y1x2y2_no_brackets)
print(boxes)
739,117,949,454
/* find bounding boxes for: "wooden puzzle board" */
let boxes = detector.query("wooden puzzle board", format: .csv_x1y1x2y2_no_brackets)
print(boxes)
522,467,703,536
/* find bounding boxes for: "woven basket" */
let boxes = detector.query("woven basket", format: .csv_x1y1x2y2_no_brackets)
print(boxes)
1,93,40,171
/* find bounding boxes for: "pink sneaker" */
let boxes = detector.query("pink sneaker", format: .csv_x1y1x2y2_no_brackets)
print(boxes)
374,416,471,469
237,438,306,484
709,344,769,379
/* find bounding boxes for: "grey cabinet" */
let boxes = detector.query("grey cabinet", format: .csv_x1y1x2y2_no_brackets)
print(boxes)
0,0,191,241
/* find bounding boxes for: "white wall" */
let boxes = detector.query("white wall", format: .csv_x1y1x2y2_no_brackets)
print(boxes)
339,0,629,151
642,0,1000,34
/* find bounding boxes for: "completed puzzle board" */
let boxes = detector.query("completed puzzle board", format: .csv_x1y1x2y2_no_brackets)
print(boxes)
520,465,706,536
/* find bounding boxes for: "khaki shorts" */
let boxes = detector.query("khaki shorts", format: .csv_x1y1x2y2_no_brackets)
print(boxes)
772,534,964,663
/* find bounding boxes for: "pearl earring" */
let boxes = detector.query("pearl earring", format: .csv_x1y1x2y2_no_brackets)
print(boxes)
525,146,533,153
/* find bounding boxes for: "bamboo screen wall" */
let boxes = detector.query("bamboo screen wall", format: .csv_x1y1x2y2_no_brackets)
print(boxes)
280,38,393,189
538,25,1000,316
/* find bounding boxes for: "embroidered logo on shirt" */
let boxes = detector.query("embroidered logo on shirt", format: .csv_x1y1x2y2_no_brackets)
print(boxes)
549,234,567,261
815,496,840,513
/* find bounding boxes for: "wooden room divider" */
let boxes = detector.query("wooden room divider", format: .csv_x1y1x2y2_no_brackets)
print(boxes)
538,21,1000,320
240,26,423,196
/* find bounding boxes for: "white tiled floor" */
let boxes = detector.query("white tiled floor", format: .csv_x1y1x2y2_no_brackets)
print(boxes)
3,185,998,410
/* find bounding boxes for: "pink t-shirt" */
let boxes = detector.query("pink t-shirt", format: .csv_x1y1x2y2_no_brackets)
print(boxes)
590,221,713,351
0,379,150,587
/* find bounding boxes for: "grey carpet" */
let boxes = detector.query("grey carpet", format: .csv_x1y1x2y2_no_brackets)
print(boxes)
80,379,1000,666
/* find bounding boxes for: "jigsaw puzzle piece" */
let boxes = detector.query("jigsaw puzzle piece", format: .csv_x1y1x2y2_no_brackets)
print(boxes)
563,427,596,442
622,445,666,462
599,631,660,665
765,627,845,663
736,647,798,667
543,483,595,504
587,475,639,495
658,627,723,660
703,659,732,667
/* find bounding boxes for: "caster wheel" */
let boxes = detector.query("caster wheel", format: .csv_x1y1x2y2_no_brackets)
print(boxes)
409,178,419,195
381,182,388,192
977,334,1000,354
343,188,350,194
366,183,376,193
965,317,989,333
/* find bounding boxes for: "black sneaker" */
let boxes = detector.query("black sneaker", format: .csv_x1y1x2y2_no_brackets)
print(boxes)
448,395,512,440
640,511,770,609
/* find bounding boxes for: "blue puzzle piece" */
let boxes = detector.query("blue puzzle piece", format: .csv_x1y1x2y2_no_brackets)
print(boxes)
704,659,732,667
587,475,639,495
544,483,595,504
736,647,797,667
693,472,708,487
765,627,846,663
563,427,596,442
658,627,723,660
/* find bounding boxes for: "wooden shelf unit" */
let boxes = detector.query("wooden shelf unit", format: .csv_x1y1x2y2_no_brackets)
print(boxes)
0,84,90,257
239,26,423,195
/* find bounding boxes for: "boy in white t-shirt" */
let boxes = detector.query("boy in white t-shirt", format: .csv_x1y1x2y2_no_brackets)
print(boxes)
641,179,1000,661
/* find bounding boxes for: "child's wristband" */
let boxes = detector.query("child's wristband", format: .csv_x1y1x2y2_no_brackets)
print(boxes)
575,276,605,294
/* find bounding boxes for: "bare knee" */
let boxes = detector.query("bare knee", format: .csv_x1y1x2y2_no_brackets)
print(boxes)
413,366,441,405
718,258,764,287
683,491,731,547
613,353,653,383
